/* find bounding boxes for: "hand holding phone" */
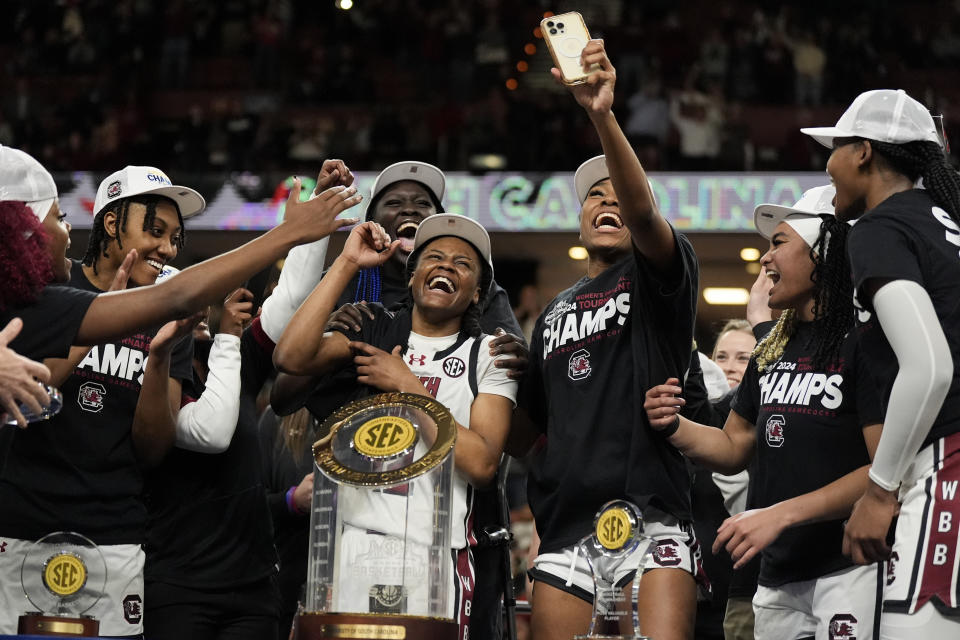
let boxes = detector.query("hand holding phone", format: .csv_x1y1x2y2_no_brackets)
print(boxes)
541,12,598,85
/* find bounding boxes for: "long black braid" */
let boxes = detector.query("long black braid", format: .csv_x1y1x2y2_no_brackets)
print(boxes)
82,195,186,275
808,216,855,370
870,139,960,225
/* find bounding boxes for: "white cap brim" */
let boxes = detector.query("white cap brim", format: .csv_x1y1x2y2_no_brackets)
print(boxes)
754,203,805,239
129,185,206,219
799,126,846,149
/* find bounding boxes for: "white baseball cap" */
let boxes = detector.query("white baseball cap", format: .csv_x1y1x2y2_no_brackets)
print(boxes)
94,166,205,218
410,214,492,268
801,89,942,149
574,155,608,204
574,155,658,206
369,161,445,205
0,145,57,221
754,185,836,248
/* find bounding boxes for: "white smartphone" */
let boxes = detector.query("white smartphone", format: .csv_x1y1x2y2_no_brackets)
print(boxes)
540,12,597,85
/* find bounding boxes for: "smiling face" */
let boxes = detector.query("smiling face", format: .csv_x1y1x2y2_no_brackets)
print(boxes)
579,178,631,257
826,138,869,222
760,222,816,313
103,199,183,286
712,329,756,388
41,200,72,283
408,236,482,322
371,181,438,266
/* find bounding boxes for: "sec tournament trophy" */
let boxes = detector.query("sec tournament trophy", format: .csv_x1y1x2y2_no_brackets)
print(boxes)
295,392,459,640
17,531,107,637
574,501,654,640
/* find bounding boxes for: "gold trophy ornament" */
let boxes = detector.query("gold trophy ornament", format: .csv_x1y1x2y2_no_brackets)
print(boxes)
574,501,654,640
296,392,459,640
18,531,107,637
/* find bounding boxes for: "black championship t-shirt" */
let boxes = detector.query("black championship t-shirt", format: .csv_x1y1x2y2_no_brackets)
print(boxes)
2,284,97,360
144,319,279,589
0,261,193,545
731,321,881,587
523,229,699,554
847,189,960,447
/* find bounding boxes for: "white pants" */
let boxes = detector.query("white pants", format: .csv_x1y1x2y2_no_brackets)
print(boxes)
753,563,883,640
0,537,144,636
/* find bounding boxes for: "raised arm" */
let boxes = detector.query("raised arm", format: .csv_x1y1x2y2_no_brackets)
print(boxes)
132,314,201,467
273,222,398,376
560,39,676,271
174,289,251,453
644,377,756,474
75,179,361,346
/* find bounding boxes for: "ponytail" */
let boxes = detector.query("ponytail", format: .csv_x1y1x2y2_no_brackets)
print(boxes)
871,140,960,226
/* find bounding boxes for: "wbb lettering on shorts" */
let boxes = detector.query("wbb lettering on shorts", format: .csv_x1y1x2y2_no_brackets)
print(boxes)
542,277,631,358
933,480,958,567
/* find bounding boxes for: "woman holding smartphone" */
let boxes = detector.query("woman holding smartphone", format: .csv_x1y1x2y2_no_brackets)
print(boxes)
509,41,703,640
804,89,960,638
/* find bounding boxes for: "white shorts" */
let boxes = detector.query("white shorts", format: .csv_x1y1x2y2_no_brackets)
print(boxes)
752,563,883,640
884,432,960,620
528,506,710,603
0,537,144,636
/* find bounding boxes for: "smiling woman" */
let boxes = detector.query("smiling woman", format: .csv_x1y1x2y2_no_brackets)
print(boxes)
273,214,516,640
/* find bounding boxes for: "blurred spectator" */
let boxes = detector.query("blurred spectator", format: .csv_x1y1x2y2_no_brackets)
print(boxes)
787,30,827,106
159,0,192,88
625,78,670,170
670,82,725,170
0,0,956,173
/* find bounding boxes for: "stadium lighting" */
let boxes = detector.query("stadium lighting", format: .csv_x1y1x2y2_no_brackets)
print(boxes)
739,247,761,262
703,287,750,305
568,246,588,260
336,0,353,9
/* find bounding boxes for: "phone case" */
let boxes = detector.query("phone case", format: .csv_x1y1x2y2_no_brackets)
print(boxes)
541,12,594,85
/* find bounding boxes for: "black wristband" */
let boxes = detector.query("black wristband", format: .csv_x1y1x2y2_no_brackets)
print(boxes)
657,416,680,438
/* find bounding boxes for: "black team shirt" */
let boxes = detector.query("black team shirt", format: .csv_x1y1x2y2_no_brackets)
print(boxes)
731,321,881,587
0,261,193,544
522,230,699,554
144,318,279,589
847,189,960,447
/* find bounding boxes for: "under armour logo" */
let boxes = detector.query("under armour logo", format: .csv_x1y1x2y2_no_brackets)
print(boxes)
408,354,427,366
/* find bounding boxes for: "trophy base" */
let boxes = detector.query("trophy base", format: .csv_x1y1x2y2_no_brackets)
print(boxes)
18,612,100,637
295,611,458,640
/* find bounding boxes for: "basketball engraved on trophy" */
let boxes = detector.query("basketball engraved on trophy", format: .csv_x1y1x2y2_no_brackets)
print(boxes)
295,392,459,640
574,501,654,640
18,531,107,637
